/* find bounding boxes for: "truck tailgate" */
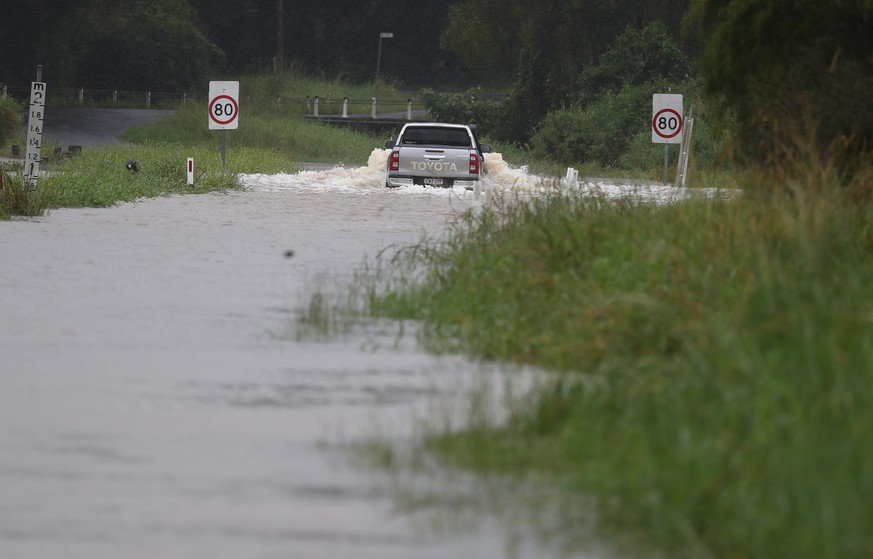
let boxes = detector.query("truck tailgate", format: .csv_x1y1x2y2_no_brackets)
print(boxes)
398,147,471,178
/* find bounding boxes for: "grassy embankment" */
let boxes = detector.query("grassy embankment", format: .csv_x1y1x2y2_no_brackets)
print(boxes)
1,73,431,219
313,138,873,559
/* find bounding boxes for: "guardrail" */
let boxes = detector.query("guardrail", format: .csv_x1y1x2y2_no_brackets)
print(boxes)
1,85,426,117
296,96,428,135
276,95,426,120
1,83,432,131
1,84,188,108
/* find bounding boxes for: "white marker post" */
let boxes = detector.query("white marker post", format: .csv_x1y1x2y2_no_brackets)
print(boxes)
208,81,240,166
187,158,194,185
652,94,683,185
25,79,47,190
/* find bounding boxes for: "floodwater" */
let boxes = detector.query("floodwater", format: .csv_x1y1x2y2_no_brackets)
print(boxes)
0,152,721,559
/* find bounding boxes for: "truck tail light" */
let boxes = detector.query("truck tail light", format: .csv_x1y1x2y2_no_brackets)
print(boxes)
469,153,480,175
389,149,400,171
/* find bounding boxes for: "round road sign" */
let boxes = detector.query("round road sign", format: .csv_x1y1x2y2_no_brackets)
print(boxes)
209,95,239,126
652,108,682,140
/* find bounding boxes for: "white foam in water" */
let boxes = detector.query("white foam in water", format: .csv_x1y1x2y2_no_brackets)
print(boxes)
241,149,736,204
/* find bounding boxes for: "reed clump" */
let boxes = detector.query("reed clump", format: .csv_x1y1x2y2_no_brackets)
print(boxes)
0,168,51,219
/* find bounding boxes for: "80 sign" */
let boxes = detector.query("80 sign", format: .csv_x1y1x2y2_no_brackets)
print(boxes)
207,81,240,130
209,95,238,127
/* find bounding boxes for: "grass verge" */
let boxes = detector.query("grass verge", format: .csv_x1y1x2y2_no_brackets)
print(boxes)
123,101,381,165
42,143,294,209
313,149,873,558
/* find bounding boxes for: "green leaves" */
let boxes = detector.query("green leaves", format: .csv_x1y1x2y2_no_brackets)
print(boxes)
695,0,873,163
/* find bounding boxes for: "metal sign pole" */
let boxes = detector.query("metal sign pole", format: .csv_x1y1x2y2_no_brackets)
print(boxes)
221,130,226,167
376,32,393,79
676,103,694,188
663,145,669,185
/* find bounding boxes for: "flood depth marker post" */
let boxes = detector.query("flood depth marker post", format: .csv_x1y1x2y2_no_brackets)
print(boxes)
208,81,240,166
25,67,46,190
652,93,683,185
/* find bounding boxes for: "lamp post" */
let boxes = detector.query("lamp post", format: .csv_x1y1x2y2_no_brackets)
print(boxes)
376,32,393,79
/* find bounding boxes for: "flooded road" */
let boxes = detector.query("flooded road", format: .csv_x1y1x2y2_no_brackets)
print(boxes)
1,152,720,558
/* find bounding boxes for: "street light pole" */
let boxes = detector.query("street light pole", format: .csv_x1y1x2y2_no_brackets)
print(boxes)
376,32,393,80
275,0,284,73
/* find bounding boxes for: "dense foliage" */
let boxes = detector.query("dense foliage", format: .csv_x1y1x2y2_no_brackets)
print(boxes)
441,0,695,144
527,24,700,168
692,0,873,165
0,0,463,91
418,88,501,132
0,0,223,92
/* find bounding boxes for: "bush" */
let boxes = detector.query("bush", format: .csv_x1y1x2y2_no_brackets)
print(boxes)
531,80,721,170
420,87,501,134
617,97,729,173
531,83,655,167
0,96,23,148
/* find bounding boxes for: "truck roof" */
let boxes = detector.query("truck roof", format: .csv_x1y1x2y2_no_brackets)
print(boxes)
397,123,475,147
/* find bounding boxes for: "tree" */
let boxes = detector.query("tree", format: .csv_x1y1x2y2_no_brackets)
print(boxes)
579,22,695,103
72,0,225,91
442,0,694,143
0,0,224,91
0,0,90,85
692,0,873,162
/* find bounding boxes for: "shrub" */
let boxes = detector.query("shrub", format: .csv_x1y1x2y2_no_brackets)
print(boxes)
531,80,720,170
419,87,501,134
618,97,729,173
531,83,654,167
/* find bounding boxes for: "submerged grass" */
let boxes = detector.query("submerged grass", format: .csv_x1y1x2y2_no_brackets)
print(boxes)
332,149,873,558
37,143,293,210
0,169,52,219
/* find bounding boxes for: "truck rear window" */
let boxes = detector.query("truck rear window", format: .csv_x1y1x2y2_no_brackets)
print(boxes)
399,127,472,147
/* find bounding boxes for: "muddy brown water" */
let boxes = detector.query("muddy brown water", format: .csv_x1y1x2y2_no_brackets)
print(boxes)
1,150,725,558
0,160,544,559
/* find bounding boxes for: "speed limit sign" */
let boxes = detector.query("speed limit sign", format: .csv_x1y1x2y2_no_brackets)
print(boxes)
652,94,683,144
208,81,239,130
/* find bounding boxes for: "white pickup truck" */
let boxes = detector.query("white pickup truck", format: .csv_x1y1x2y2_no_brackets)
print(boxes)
384,122,492,189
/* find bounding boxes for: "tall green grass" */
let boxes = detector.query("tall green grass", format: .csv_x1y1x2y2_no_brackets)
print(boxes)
332,149,873,558
0,170,52,219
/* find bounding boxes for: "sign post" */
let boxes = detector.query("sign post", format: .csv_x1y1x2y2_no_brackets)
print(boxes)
208,81,240,166
652,93,683,184
376,32,393,79
25,75,46,190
